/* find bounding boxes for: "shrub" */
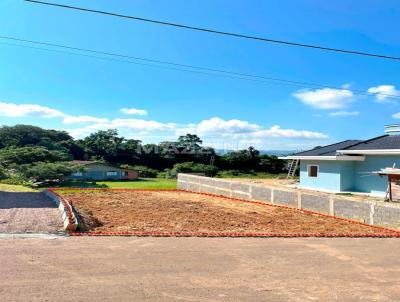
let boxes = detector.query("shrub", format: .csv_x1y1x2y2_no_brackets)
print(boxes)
133,165,158,178
172,162,218,177
120,165,158,178
0,146,71,166
0,166,7,180
19,162,78,183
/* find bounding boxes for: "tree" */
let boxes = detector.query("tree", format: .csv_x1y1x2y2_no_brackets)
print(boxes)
20,162,79,182
177,134,202,149
259,155,286,173
0,125,72,149
121,165,158,178
81,129,124,161
172,162,219,177
219,147,261,171
0,146,72,166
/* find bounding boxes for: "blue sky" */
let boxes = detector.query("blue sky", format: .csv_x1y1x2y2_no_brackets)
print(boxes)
0,0,399,151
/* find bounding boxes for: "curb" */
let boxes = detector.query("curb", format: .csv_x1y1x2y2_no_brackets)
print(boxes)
45,189,79,233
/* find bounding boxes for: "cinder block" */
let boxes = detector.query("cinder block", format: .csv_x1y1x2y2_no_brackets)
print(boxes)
301,194,330,214
200,177,216,186
186,182,201,193
199,184,214,194
177,181,188,190
273,190,297,207
333,198,371,223
178,173,200,182
373,204,400,229
230,182,251,193
231,191,251,200
212,179,231,190
212,187,231,196
251,186,272,203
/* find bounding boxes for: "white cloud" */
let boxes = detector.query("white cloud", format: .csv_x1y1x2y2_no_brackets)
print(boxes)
329,111,360,117
175,117,327,140
62,115,109,124
368,85,399,103
293,87,354,109
392,112,400,119
177,117,260,137
0,102,64,118
252,125,327,139
104,118,175,131
0,102,109,125
120,108,148,116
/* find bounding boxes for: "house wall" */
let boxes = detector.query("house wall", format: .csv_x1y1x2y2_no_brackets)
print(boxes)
299,156,400,196
299,161,342,192
340,161,355,191
70,164,136,181
353,156,400,196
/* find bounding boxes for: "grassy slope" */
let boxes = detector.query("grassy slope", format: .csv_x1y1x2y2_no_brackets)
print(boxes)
58,178,177,189
0,184,38,192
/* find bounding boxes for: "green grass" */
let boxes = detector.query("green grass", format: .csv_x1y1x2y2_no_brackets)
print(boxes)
0,184,38,192
52,178,177,190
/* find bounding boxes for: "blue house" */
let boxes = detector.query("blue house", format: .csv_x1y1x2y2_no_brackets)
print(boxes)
69,161,138,181
280,125,400,197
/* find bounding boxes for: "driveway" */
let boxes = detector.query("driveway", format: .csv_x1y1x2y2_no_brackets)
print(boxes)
0,237,399,301
0,191,63,233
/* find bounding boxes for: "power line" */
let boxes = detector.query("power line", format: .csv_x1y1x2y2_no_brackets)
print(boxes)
23,0,400,61
1,35,399,100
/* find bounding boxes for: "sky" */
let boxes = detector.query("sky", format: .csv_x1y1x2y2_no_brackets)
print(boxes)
0,0,399,151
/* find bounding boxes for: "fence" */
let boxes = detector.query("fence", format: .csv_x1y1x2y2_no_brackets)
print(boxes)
178,173,400,230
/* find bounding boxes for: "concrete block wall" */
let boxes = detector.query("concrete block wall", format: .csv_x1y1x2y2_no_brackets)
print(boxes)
178,173,400,230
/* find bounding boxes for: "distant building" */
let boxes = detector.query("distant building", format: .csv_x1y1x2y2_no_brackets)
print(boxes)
280,125,400,197
69,161,138,181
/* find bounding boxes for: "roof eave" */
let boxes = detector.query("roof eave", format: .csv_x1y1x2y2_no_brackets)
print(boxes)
279,155,365,161
338,149,400,155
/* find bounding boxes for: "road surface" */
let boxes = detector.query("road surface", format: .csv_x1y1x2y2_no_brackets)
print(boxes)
0,237,399,301
0,192,62,233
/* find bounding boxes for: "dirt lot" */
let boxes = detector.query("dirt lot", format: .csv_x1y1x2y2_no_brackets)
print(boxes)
59,190,395,235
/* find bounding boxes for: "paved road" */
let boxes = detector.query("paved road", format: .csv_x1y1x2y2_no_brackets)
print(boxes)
0,192,63,233
0,237,399,301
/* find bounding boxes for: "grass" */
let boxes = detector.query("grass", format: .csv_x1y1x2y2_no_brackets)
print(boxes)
0,184,38,192
52,178,177,190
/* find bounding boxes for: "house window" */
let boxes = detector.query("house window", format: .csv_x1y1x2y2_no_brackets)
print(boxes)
106,171,118,176
307,165,319,178
72,172,83,177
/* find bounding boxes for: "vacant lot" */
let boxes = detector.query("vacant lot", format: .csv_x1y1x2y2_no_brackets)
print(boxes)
59,190,394,235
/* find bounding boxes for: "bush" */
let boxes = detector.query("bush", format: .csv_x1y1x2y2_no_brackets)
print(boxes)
0,166,7,180
172,162,218,177
133,165,158,178
0,146,71,166
120,165,158,178
19,162,78,183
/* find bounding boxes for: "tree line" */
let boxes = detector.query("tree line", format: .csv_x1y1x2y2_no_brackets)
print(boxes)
0,125,286,184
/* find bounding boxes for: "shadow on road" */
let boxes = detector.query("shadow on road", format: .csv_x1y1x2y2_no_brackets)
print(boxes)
0,192,57,209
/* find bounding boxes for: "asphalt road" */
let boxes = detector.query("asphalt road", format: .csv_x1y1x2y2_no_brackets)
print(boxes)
1,237,399,301
0,192,62,233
